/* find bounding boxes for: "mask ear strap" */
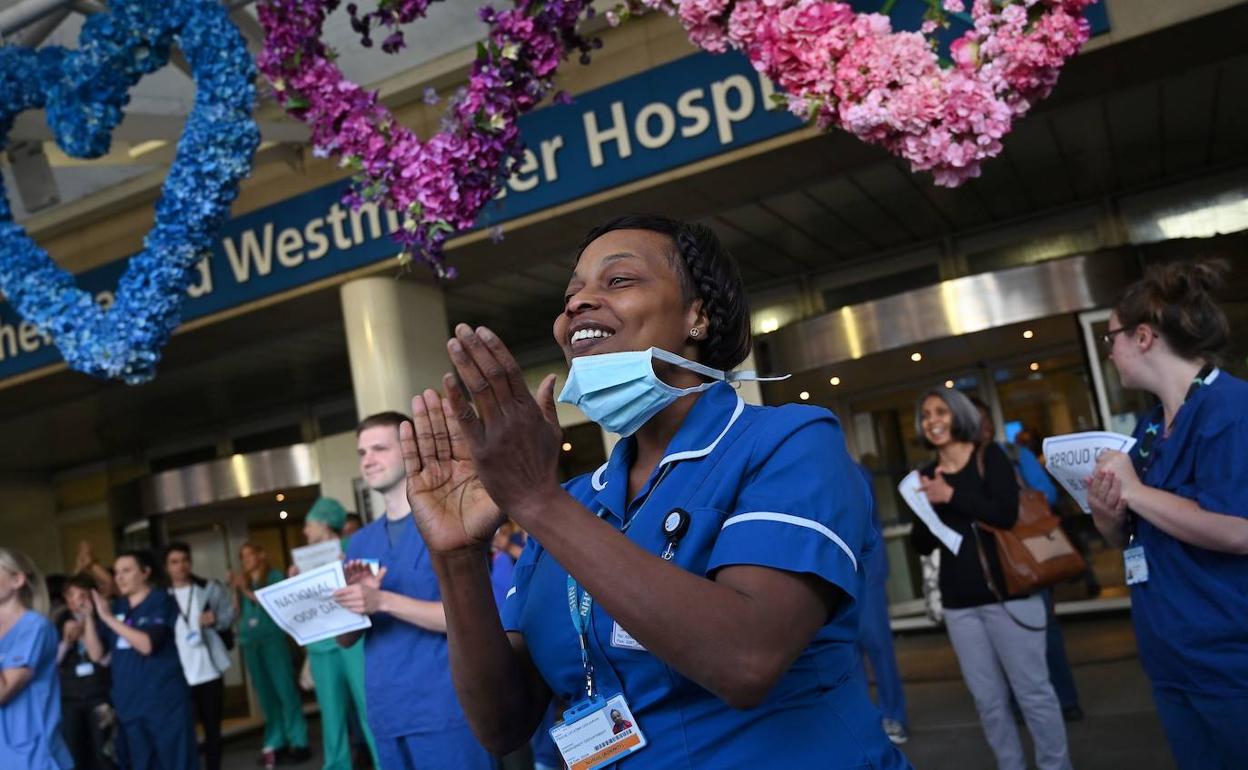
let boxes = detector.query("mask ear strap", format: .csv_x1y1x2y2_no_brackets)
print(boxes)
650,347,791,383
727,371,791,383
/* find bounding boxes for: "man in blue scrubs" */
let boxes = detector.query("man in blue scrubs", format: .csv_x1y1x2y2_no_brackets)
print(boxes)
332,411,495,770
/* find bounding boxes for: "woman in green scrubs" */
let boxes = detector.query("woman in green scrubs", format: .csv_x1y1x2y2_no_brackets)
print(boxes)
300,498,379,770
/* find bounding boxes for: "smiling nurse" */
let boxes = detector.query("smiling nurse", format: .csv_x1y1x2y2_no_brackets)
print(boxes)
400,215,911,769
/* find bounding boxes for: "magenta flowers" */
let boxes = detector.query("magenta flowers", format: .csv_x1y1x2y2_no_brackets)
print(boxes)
257,0,595,276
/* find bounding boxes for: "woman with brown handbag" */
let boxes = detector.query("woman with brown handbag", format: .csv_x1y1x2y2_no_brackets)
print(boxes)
909,386,1072,770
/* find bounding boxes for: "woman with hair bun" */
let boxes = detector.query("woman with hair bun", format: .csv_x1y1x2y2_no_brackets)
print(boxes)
393,215,910,769
1088,258,1248,769
0,547,73,770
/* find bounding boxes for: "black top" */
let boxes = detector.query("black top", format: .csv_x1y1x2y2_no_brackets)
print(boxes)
57,639,111,702
909,442,1024,609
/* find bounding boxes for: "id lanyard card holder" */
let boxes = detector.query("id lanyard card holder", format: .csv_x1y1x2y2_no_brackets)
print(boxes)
551,576,647,770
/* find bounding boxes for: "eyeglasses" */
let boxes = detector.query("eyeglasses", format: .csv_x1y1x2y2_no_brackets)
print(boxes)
1100,326,1128,349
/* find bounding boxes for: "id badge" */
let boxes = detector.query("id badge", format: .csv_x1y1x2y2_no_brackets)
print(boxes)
1124,545,1149,585
550,693,646,770
114,614,133,650
610,622,646,652
185,629,202,646
75,662,95,677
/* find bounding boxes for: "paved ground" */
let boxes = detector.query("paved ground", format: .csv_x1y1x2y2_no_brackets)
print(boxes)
222,611,1175,769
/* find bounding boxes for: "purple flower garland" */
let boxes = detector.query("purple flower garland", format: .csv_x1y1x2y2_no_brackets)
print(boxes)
257,0,597,277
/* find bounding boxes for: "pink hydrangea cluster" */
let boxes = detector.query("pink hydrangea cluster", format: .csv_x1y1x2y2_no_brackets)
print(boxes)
257,0,595,276
619,0,1095,186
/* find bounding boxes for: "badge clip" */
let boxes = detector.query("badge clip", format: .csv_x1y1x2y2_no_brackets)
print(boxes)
660,508,691,561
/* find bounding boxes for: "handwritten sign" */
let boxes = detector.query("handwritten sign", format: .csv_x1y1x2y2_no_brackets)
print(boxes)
898,470,963,555
1043,431,1138,513
254,561,369,646
291,540,342,572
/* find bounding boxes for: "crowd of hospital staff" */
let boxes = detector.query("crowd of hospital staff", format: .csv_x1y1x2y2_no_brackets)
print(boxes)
0,216,1243,770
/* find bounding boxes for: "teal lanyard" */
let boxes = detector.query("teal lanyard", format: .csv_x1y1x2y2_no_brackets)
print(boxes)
566,575,596,700
1126,364,1216,544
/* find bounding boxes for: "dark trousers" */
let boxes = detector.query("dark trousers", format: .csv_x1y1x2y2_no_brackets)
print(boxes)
62,696,117,770
192,677,225,770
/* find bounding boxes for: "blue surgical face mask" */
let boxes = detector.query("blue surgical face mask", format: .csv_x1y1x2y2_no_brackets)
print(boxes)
557,347,787,437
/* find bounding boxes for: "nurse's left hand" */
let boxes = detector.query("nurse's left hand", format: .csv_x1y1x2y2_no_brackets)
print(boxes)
443,325,563,514
1095,450,1142,500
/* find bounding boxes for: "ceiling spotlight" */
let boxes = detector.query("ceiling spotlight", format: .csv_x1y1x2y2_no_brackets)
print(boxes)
829,376,841,386
561,442,573,452
275,492,285,502
1029,362,1040,372
1022,329,1034,339
799,391,810,401
910,352,923,362
279,511,288,520
945,379,955,389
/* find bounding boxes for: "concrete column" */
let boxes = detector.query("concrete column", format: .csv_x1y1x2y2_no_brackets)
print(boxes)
340,278,451,517
341,277,452,418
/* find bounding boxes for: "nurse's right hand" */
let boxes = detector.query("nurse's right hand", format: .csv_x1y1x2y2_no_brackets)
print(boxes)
399,389,505,554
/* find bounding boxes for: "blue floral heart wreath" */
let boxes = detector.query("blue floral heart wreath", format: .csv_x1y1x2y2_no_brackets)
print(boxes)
0,0,258,384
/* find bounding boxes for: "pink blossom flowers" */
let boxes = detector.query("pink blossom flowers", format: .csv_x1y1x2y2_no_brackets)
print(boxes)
620,0,1095,187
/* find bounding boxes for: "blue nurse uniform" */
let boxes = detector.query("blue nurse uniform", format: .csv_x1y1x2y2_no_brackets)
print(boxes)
503,382,911,769
345,513,496,770
101,590,197,770
0,610,73,770
1126,369,1248,768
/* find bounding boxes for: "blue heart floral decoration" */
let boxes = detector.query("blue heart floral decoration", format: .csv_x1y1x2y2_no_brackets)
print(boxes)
0,0,258,384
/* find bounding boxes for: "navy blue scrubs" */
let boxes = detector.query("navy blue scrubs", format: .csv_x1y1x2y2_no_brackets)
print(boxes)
1127,369,1248,768
101,590,197,770
502,383,911,769
345,513,494,770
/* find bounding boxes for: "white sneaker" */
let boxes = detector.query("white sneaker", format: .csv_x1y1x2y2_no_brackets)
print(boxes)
882,718,909,745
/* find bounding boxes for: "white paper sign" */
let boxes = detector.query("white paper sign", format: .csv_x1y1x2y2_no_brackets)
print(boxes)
254,561,370,646
292,540,343,572
1043,431,1138,513
898,471,963,555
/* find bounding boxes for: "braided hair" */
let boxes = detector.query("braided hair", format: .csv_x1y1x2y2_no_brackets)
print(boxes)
575,215,753,371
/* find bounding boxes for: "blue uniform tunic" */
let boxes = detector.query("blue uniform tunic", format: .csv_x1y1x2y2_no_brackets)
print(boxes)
1128,369,1248,696
101,590,197,770
345,514,494,770
503,383,910,769
0,610,73,770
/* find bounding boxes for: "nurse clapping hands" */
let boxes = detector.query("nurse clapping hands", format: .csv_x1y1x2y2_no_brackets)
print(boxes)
1086,259,1248,770
88,551,197,770
410,215,911,769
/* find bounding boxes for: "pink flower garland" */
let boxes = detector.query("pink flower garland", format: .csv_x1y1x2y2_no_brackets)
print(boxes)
620,0,1095,186
257,0,596,276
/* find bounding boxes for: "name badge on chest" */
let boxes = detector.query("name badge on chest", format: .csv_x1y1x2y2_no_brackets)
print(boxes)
114,614,133,650
610,622,646,652
75,662,95,677
1124,545,1149,586
185,629,203,646
550,693,647,770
